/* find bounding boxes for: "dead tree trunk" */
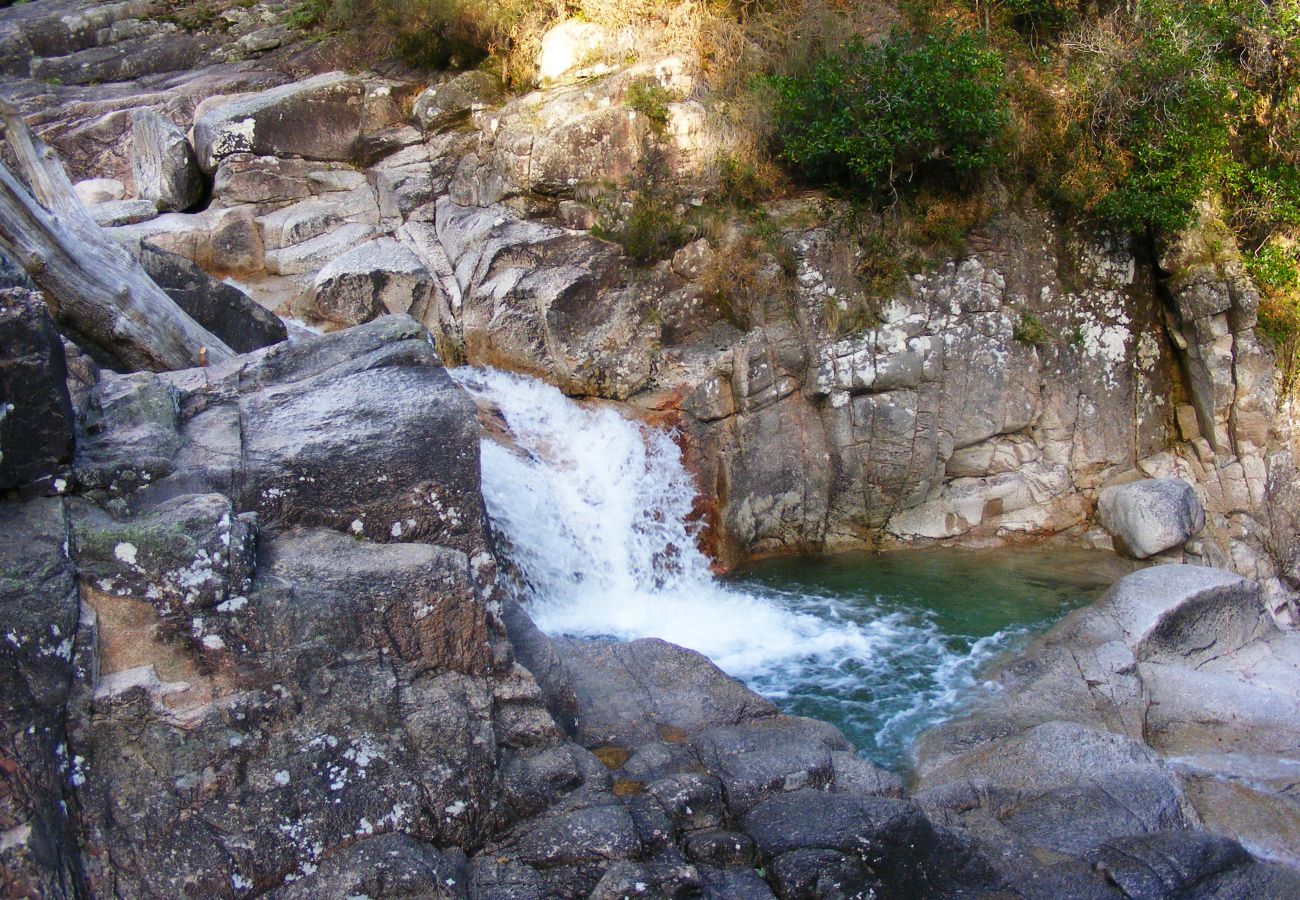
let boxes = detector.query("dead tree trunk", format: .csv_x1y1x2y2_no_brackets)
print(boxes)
0,103,233,371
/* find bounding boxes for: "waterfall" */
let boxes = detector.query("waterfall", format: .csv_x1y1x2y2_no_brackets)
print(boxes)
450,366,1034,764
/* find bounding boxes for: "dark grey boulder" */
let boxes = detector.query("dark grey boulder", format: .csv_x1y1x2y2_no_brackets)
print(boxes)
266,834,467,899
0,246,35,290
74,370,180,495
0,290,74,491
140,243,286,354
999,769,1195,856
682,828,757,867
1089,831,1250,899
691,716,851,816
587,852,700,900
698,865,777,899
768,847,879,899
192,73,368,173
742,789,1000,898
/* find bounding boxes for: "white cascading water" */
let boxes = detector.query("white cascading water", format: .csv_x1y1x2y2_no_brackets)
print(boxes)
449,366,1026,763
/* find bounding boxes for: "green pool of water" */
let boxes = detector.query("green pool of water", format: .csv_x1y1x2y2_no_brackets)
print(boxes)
729,546,1135,771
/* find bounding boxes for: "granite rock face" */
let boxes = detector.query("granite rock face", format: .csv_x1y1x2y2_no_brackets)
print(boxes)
913,565,1300,869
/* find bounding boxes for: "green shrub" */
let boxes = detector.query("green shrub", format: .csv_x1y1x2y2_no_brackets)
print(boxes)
767,29,1009,192
624,78,674,135
593,193,689,264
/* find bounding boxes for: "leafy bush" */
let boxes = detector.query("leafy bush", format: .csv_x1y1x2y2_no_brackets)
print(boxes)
593,193,689,263
624,78,674,135
1051,0,1300,237
767,30,1009,192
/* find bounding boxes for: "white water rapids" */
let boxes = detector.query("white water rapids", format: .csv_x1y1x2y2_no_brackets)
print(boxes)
449,367,1038,765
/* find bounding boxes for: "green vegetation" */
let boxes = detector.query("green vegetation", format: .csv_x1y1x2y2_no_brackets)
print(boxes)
592,192,689,264
624,78,674,135
1013,312,1054,346
768,30,1009,193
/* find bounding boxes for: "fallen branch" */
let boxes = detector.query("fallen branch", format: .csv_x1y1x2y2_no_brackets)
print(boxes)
0,102,233,371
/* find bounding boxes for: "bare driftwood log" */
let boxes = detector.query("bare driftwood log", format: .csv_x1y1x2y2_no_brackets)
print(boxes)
0,102,233,371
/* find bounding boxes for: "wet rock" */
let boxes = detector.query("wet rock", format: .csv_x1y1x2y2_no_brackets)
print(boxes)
130,108,204,213
139,243,287,354
0,290,74,491
1098,477,1205,558
553,636,777,747
306,238,435,327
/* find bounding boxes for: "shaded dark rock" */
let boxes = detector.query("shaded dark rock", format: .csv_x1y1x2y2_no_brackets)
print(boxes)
0,290,74,491
999,770,1195,856
743,789,1000,898
0,498,87,897
267,834,467,899
692,717,851,816
1089,831,1250,899
698,865,778,899
682,828,757,867
413,71,504,131
768,847,879,899
140,243,286,354
74,371,180,495
588,852,700,900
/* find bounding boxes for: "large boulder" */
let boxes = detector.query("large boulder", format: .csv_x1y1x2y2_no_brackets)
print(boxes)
192,73,405,174
0,290,75,491
305,238,435,328
139,243,287,353
130,108,204,213
1098,477,1205,558
912,565,1300,869
412,70,502,131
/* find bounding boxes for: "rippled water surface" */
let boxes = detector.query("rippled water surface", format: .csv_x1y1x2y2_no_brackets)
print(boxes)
730,548,1133,768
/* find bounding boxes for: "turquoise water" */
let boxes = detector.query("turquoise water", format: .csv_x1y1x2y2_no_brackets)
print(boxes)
730,547,1134,771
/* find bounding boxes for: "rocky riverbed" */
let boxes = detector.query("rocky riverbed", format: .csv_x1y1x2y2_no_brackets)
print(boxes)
2,1,1300,897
